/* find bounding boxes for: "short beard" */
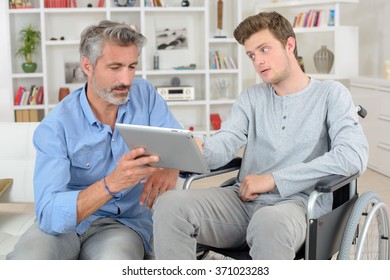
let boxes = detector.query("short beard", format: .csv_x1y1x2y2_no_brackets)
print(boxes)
91,73,130,105
262,52,291,85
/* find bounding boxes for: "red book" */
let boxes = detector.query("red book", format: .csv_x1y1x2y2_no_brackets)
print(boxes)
210,113,222,130
36,86,44,105
14,86,25,105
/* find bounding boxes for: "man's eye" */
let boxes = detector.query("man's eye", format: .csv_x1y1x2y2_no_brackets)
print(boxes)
248,53,255,61
110,66,121,71
262,47,269,53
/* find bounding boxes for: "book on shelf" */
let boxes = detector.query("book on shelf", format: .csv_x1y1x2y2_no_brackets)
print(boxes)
209,51,237,70
29,109,44,122
22,110,29,121
14,86,25,105
29,86,39,105
20,90,30,106
293,9,335,28
145,0,165,7
15,109,44,122
14,85,43,106
36,86,44,105
45,0,71,8
97,0,105,8
9,0,33,9
210,113,222,130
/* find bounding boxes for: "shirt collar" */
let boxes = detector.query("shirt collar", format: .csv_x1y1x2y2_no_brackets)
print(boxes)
80,83,100,128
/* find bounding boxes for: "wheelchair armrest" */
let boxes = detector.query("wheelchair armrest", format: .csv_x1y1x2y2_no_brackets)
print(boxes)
314,172,360,193
356,105,367,118
181,157,242,190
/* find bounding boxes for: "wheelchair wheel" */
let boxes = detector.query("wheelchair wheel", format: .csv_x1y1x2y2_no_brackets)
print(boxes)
338,191,390,260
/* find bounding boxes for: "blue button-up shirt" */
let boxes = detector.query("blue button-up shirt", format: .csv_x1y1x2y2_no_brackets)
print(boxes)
32,78,182,253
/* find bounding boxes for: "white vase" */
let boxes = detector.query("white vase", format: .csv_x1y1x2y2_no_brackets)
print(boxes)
313,46,334,74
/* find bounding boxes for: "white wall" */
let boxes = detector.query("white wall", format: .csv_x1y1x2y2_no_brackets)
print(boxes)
354,0,390,78
1,0,389,121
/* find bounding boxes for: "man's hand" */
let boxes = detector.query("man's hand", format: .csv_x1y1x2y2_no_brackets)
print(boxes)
77,147,161,223
140,168,180,208
239,174,276,202
105,147,161,194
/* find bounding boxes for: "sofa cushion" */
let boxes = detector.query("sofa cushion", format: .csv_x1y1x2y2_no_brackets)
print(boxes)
0,122,38,203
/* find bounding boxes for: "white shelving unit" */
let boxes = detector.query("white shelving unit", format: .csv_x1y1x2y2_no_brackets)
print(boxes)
256,0,359,80
7,0,242,136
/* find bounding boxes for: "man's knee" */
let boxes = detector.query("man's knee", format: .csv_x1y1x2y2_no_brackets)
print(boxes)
153,190,194,220
7,222,80,260
246,203,306,259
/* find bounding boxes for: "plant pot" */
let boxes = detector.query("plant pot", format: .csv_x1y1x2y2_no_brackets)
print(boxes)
22,62,37,73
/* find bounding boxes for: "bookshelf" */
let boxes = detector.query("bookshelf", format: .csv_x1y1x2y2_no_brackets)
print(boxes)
6,0,242,136
256,0,359,81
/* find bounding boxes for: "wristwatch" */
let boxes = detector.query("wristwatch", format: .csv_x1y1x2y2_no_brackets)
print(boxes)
114,0,136,7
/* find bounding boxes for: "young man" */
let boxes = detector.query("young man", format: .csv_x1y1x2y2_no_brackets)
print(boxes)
7,20,181,260
152,12,368,260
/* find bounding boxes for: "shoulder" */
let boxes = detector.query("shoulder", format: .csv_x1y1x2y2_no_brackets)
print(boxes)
312,79,348,93
38,86,86,133
240,83,272,100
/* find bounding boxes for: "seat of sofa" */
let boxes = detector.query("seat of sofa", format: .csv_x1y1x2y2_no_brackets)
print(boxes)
0,202,35,259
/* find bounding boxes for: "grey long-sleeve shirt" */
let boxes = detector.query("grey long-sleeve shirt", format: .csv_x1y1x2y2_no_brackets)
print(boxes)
203,79,368,217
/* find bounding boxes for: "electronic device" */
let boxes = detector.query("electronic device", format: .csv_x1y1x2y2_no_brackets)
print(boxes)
156,86,195,101
116,123,210,174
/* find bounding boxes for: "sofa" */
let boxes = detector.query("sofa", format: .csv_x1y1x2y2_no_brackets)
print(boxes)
0,122,38,259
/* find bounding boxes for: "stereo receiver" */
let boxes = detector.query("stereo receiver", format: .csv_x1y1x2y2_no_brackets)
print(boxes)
156,86,195,101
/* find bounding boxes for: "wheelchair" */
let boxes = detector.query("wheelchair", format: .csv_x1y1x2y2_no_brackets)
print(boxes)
181,105,390,260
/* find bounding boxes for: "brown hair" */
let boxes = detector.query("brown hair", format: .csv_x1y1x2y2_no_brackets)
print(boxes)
233,11,298,59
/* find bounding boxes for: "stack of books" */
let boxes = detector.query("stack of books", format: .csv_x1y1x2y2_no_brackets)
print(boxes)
9,0,33,9
293,9,335,28
44,0,105,8
209,51,237,70
14,85,44,106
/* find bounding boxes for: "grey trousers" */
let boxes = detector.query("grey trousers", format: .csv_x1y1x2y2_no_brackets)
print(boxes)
153,187,307,260
6,217,146,260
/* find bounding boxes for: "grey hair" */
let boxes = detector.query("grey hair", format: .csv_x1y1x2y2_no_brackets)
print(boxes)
79,20,146,69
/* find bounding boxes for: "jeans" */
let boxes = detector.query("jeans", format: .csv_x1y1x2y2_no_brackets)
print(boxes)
7,217,146,260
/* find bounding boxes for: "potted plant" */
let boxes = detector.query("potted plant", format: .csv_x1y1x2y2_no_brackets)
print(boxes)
15,24,41,73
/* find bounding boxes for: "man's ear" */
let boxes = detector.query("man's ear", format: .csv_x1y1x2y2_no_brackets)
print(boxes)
81,56,92,76
286,36,296,54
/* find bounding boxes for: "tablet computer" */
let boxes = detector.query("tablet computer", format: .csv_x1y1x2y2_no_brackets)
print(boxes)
116,123,210,174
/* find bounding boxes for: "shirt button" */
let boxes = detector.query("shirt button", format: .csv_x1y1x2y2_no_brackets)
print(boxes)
86,163,90,167
282,126,285,130
283,116,287,119
112,138,115,142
